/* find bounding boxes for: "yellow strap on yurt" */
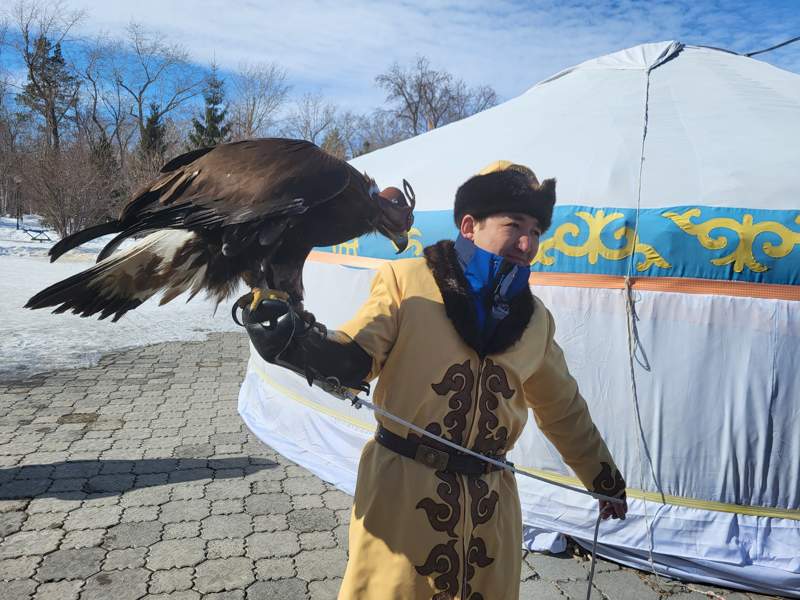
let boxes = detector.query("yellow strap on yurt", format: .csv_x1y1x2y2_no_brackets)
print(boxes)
514,466,800,521
250,363,800,521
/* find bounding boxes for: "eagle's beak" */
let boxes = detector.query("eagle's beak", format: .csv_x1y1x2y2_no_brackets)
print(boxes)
392,231,409,254
380,222,409,254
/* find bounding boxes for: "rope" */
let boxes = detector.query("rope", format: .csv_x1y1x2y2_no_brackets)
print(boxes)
352,393,626,505
745,35,800,57
623,58,666,593
586,514,603,600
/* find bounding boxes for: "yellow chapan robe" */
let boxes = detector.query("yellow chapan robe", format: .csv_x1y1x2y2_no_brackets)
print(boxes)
337,241,623,600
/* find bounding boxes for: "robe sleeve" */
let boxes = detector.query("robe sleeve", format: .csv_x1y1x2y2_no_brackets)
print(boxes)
338,262,402,381
523,307,626,497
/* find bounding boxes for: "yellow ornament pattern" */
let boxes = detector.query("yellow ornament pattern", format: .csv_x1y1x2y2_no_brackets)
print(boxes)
532,210,671,271
392,227,424,257
663,209,800,273
331,239,359,255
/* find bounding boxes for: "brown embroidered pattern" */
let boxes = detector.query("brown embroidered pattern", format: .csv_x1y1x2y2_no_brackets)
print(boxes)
430,359,475,444
474,359,513,456
416,539,460,600
467,476,498,527
464,536,494,600
416,470,461,537
592,462,626,498
414,360,512,599
414,361,476,598
459,359,514,597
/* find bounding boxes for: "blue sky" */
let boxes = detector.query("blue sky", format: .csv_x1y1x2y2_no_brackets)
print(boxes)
4,0,800,112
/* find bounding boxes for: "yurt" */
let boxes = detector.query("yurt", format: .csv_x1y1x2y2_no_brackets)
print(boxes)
239,41,800,597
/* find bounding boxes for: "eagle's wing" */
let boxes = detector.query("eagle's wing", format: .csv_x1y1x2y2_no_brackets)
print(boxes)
95,138,355,261
127,138,353,228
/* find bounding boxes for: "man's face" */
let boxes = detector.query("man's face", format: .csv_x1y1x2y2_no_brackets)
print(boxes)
460,212,542,266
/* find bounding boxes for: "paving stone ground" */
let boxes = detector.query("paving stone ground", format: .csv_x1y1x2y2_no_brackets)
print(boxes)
0,332,786,599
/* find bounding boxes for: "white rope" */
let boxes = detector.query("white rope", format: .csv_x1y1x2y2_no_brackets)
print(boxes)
350,392,625,505
585,513,603,600
623,61,665,591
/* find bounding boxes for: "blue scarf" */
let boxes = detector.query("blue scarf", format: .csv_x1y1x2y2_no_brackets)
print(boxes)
454,234,530,341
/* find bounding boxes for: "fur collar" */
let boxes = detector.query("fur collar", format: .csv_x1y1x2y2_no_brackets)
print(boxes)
424,240,534,356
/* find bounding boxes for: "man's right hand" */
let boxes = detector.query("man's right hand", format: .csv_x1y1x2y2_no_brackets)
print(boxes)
599,496,628,520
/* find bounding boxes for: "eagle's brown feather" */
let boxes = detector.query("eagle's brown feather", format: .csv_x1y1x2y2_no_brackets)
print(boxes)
27,137,414,321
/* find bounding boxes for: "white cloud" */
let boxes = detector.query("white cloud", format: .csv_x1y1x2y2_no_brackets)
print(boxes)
11,0,800,111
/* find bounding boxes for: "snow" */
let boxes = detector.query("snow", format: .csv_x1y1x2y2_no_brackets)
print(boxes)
0,215,138,259
0,216,243,379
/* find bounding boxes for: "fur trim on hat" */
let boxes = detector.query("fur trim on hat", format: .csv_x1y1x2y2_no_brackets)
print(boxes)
453,169,556,232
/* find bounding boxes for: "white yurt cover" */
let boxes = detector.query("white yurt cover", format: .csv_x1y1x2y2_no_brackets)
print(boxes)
239,41,800,597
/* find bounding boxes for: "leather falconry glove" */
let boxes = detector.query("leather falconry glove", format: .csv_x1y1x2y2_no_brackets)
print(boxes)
240,297,372,393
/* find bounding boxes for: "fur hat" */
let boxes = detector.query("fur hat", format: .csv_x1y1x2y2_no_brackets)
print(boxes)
453,160,556,231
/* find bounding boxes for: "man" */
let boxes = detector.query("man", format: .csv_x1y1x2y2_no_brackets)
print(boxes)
243,161,627,600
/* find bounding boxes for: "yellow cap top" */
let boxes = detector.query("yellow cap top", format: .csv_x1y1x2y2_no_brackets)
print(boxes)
477,160,539,184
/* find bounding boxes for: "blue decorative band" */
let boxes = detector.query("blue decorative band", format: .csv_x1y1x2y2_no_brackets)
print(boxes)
319,206,800,286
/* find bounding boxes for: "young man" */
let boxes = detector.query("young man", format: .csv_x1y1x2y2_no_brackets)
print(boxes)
243,161,627,600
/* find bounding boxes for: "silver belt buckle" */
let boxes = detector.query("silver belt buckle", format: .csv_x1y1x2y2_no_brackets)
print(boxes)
415,444,449,471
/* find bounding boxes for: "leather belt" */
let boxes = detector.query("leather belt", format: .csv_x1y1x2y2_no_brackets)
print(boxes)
374,425,512,475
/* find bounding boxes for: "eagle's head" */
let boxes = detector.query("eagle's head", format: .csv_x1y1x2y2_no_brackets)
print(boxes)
372,179,416,254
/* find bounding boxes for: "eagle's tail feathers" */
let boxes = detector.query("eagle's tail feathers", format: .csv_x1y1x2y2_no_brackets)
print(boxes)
26,230,205,321
159,264,208,306
49,220,122,262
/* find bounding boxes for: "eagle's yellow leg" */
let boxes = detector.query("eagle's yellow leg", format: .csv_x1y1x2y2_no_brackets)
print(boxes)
249,287,290,310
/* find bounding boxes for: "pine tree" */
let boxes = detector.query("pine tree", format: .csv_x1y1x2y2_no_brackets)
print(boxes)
188,65,231,149
17,36,80,151
90,132,123,216
138,103,168,160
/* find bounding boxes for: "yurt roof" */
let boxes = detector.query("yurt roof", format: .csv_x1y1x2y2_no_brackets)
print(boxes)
351,41,800,212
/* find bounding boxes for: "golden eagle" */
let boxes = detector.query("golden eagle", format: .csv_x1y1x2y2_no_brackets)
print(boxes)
25,138,415,321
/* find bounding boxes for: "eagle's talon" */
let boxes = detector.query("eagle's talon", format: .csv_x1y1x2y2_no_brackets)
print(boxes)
232,288,292,327
247,287,291,311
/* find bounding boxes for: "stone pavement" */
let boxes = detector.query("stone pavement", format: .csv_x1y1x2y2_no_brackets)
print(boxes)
0,332,785,600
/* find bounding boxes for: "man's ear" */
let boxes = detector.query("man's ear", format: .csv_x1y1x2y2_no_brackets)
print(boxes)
460,214,477,240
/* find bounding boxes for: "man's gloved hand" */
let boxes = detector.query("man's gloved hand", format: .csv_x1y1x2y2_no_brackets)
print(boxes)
241,297,304,363
235,293,371,392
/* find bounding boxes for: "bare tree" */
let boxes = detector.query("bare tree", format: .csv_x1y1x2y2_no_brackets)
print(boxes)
353,109,408,156
76,38,135,155
17,136,114,236
333,110,366,159
282,91,336,145
0,75,22,217
228,61,289,140
447,79,496,121
6,0,84,151
376,56,497,136
114,23,201,146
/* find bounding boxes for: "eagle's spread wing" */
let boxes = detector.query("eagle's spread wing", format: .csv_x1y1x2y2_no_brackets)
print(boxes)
98,139,353,260
28,137,385,321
